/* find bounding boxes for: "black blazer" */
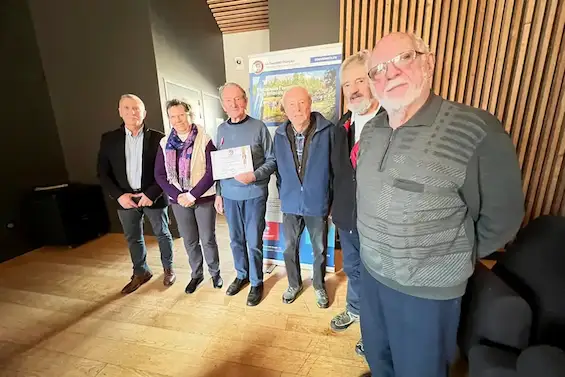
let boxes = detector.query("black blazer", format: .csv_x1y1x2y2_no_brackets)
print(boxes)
97,124,168,209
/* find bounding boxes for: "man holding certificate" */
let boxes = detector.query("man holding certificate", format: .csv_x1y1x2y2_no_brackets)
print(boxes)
273,86,334,309
213,82,276,307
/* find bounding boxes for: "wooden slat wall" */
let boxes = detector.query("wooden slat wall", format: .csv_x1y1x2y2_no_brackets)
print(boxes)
340,0,565,223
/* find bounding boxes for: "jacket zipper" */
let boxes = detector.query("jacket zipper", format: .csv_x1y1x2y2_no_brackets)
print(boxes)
350,124,358,229
299,127,321,190
378,129,396,172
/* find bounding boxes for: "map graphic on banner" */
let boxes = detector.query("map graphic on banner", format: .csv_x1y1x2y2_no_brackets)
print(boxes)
248,43,342,271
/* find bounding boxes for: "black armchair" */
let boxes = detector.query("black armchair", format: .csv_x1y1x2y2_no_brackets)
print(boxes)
458,215,565,377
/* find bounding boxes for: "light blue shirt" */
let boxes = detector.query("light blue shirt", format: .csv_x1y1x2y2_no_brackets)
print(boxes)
125,127,144,190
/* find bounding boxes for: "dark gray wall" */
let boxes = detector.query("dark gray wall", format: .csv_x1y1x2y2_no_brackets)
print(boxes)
149,0,226,129
0,0,69,261
28,0,164,184
26,0,225,235
269,0,340,51
28,0,164,232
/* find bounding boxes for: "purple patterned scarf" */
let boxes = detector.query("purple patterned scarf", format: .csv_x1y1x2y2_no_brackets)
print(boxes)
164,126,198,190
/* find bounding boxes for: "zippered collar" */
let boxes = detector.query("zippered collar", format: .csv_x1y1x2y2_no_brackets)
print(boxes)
373,91,443,128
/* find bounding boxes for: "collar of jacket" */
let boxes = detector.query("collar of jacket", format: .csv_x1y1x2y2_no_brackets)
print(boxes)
120,123,150,134
337,110,352,127
275,111,332,136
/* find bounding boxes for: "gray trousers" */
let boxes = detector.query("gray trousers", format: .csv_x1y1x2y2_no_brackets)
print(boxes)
171,201,220,278
282,214,327,290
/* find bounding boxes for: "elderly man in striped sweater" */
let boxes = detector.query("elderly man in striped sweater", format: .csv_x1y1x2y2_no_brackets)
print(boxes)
356,32,525,377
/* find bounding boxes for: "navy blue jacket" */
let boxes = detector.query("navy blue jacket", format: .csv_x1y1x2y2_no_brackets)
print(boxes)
274,112,333,217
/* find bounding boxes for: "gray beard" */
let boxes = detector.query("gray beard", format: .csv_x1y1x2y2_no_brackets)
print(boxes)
378,82,424,113
349,98,372,115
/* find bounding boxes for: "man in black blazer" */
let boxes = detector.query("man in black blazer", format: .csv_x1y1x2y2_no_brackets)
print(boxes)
97,94,175,294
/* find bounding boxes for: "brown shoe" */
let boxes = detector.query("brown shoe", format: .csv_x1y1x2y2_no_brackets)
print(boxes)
121,271,152,294
163,268,176,286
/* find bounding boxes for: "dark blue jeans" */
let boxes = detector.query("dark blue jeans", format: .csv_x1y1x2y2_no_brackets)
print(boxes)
360,264,462,377
223,196,267,287
117,207,174,276
338,228,361,316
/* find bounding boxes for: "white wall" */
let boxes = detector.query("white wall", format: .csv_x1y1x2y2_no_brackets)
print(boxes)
222,29,270,104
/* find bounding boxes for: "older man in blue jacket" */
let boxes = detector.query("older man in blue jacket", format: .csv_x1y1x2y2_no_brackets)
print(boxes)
274,86,334,309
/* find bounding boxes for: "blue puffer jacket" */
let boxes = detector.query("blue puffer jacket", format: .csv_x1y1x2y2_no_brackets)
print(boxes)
274,111,333,217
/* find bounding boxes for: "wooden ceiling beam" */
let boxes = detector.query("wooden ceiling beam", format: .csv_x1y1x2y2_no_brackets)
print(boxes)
207,0,269,34
210,4,267,14
210,5,267,17
217,15,268,25
208,0,266,9
214,10,268,21
207,0,243,3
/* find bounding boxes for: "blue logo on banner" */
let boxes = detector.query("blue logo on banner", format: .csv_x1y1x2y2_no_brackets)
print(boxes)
310,54,342,63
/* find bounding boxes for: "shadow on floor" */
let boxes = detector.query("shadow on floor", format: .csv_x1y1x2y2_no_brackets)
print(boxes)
0,289,127,363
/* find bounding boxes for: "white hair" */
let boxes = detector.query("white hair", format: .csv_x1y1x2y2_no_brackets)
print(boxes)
119,94,145,108
218,82,247,101
370,32,433,112
410,33,431,53
340,49,371,78
281,86,312,108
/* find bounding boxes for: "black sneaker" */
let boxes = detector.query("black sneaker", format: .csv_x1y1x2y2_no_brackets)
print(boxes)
185,276,204,294
226,277,249,296
247,284,263,306
212,274,223,289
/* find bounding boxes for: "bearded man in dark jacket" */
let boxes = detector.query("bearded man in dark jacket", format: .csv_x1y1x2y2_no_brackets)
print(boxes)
330,50,383,356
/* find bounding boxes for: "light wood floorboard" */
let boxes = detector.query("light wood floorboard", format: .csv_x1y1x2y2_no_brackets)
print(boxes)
0,217,467,376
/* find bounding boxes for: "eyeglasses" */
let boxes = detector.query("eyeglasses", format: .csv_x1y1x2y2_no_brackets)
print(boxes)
367,50,426,80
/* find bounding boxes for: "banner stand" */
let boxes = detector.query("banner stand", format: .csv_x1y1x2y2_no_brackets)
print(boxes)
249,43,343,273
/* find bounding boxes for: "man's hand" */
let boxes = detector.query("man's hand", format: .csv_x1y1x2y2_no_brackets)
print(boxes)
117,193,138,209
136,193,154,207
214,195,224,214
178,192,196,208
234,172,256,185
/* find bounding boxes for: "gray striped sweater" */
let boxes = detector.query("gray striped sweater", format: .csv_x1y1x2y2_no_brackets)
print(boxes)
356,93,524,300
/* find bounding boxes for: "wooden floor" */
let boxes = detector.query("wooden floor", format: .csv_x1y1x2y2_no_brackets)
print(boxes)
0,216,468,377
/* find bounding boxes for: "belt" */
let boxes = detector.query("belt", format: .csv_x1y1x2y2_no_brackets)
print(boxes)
132,189,142,194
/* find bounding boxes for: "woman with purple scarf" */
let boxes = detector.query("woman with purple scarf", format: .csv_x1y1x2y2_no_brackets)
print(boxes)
154,99,222,294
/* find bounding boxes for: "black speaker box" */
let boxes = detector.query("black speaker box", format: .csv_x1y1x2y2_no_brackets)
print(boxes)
26,183,110,248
